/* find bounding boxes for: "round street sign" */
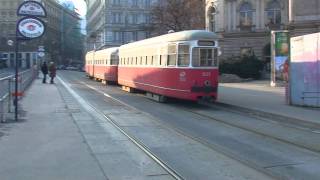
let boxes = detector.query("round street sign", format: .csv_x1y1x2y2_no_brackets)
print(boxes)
38,52,45,57
17,0,47,17
17,17,46,39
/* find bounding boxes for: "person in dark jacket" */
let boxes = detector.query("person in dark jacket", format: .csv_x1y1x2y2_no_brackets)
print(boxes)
48,62,56,84
41,62,48,83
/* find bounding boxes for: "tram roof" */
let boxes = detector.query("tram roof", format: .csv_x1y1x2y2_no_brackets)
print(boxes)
95,47,119,57
120,30,218,49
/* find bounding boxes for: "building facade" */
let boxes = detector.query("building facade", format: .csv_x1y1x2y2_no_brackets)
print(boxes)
86,0,157,51
0,0,82,68
206,0,320,62
206,0,289,63
289,0,320,37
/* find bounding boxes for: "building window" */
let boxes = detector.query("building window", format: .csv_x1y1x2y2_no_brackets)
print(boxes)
112,0,121,6
208,6,216,32
239,2,253,27
112,12,122,23
124,32,134,43
145,0,151,8
132,0,138,7
137,31,146,40
266,0,281,25
113,31,122,43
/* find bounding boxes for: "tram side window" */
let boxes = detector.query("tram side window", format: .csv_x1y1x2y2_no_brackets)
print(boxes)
167,44,177,66
178,44,190,66
151,56,154,66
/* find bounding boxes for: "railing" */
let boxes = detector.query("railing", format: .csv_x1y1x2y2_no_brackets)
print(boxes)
0,68,38,122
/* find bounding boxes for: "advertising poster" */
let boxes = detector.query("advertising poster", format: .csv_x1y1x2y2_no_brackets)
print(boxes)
271,31,290,86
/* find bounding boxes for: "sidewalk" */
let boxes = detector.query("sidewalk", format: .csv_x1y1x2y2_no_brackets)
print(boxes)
218,80,320,127
0,78,169,180
0,79,107,180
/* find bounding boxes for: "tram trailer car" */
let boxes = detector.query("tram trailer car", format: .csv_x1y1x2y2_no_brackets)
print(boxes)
85,47,119,83
118,30,220,101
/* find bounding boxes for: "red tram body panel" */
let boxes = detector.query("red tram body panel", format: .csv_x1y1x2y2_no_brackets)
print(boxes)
93,65,118,82
118,67,218,101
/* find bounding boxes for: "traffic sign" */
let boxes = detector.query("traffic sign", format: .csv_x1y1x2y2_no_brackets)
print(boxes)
38,46,45,52
38,52,45,57
17,0,47,17
17,17,46,39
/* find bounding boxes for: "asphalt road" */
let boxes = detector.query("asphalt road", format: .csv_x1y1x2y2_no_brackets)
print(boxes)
58,71,320,180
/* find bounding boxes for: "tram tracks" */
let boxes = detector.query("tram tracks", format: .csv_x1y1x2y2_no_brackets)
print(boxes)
179,103,320,153
60,73,320,179
75,80,277,179
58,76,184,180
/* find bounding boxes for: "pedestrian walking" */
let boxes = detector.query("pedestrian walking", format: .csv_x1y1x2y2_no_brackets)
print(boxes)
48,62,56,84
283,59,289,83
41,61,48,83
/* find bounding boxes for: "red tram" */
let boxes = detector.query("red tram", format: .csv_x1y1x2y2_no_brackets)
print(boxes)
85,47,119,83
118,30,220,101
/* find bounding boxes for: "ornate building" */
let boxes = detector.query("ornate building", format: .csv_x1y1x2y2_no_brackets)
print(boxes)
289,0,320,37
206,0,289,63
86,0,157,51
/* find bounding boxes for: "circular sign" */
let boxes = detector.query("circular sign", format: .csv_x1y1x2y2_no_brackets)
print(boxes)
17,1,47,17
17,17,46,39
38,52,45,57
38,46,45,52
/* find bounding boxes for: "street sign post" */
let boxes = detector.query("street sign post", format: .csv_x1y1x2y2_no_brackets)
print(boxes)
17,17,46,39
14,0,47,121
38,46,45,58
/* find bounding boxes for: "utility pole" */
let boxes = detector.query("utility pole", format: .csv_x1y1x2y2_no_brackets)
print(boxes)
14,36,19,121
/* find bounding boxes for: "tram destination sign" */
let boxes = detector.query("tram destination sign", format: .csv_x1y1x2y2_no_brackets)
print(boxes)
17,17,46,39
17,0,47,17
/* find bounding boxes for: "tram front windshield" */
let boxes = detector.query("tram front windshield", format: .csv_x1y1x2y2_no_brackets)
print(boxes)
192,48,218,67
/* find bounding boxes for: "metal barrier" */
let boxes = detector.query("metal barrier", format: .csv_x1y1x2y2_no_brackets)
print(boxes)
0,69,37,122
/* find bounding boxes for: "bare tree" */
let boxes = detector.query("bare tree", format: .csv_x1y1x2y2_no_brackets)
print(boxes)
150,0,205,35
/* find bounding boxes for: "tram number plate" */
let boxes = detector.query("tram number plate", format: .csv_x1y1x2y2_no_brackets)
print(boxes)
202,72,211,77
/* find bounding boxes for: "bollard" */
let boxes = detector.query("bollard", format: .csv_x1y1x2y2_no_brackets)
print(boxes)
8,79,12,113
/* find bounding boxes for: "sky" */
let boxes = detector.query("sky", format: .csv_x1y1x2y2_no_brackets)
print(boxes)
59,0,87,33
71,0,87,17
59,0,87,17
